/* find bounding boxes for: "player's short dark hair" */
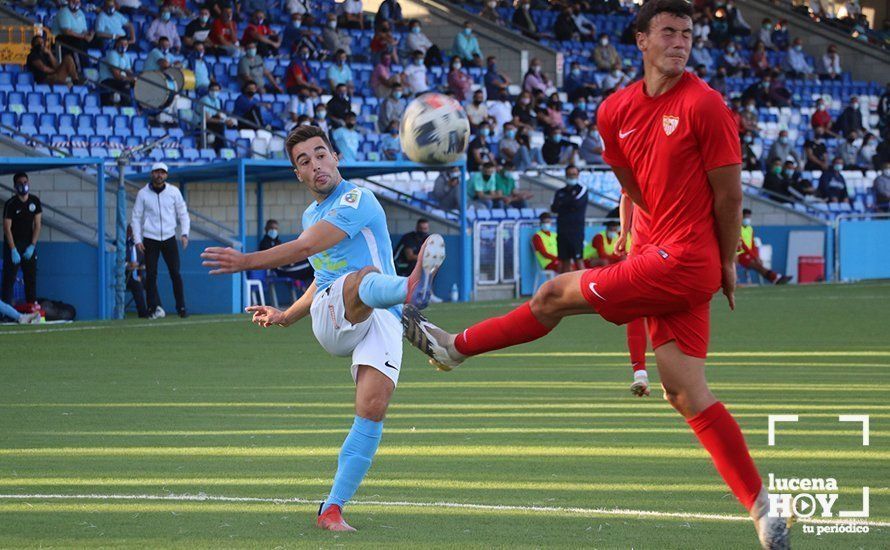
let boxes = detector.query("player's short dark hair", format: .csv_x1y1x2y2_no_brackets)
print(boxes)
265,219,278,230
743,208,752,216
13,172,28,183
285,125,334,165
635,0,694,34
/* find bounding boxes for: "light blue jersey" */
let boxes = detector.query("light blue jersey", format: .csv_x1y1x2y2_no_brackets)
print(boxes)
302,180,400,316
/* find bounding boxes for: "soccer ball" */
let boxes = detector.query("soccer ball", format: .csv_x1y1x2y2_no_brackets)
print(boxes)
399,93,470,164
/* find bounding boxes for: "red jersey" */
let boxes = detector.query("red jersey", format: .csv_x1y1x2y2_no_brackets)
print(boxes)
210,18,237,46
598,72,741,273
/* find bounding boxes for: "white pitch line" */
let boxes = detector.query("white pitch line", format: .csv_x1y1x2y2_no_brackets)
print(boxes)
0,493,886,527
0,317,243,336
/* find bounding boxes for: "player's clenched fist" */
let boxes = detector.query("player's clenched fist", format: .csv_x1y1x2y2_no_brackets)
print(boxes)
201,246,246,274
246,305,291,327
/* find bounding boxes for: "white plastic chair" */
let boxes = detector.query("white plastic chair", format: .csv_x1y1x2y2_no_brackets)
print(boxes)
245,277,265,307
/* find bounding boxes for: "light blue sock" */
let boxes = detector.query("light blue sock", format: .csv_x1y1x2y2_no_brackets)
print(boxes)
0,300,20,322
358,272,407,309
321,416,384,514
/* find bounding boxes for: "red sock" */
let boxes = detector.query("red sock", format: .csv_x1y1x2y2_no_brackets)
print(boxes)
687,402,763,511
766,270,779,282
626,318,647,372
454,302,552,357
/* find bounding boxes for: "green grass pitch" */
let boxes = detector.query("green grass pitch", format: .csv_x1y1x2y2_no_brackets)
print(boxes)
0,282,888,549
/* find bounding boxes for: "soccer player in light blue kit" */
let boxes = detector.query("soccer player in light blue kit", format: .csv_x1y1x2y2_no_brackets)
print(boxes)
201,125,445,531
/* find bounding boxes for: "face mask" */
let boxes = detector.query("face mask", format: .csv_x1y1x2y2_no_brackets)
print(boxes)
794,45,802,52
301,52,310,60
412,26,420,33
267,229,279,239
600,38,608,46
571,68,580,77
833,164,843,171
162,12,171,21
339,93,348,100
627,71,637,79
328,21,336,28
14,182,28,195
541,223,553,232
480,128,490,137
847,136,856,143
117,45,126,53
209,90,219,99
851,102,859,108
612,70,621,77
817,104,825,111
247,48,257,56
884,169,890,177
453,62,462,70
505,130,516,139
463,28,472,36
747,104,756,112
744,135,753,144
200,15,209,23
783,169,794,177
488,1,496,7
607,231,618,239
553,134,562,143
566,177,578,185
196,50,204,58
696,42,704,49
762,24,770,30
316,110,326,118
257,17,264,25
393,91,403,99
779,136,788,144
346,122,355,129
577,102,586,110
772,165,782,174
70,3,80,11
293,21,302,28
415,58,423,65
727,46,735,53
161,46,170,54
532,65,541,73
742,217,751,226
105,7,115,15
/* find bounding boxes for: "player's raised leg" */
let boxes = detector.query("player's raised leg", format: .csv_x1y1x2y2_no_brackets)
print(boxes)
354,234,446,311
626,317,650,397
654,341,790,549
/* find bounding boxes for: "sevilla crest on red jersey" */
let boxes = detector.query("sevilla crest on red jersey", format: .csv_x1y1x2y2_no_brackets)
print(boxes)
662,115,679,136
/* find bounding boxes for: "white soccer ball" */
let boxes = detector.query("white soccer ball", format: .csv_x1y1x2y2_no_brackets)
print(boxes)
399,93,470,165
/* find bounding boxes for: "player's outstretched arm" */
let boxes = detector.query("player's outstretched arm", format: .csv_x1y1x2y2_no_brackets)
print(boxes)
707,163,743,311
202,221,347,274
246,279,317,328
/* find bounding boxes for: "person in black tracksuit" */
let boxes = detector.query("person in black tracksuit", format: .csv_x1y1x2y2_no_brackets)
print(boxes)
131,162,191,318
550,164,588,273
2,172,42,305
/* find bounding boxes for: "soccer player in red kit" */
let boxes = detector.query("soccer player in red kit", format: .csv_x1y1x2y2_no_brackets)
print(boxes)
616,194,651,397
402,1,790,547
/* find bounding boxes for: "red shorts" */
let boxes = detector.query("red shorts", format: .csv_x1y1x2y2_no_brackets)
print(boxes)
737,252,756,269
580,244,720,358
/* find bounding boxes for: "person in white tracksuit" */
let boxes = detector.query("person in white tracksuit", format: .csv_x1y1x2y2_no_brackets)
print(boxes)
131,162,190,318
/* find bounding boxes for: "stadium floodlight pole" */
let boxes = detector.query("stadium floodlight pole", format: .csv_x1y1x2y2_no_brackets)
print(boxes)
112,135,173,319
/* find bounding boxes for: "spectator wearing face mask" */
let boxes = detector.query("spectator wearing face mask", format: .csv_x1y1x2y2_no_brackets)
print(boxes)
838,130,861,169
810,99,835,134
210,6,239,57
187,41,210,94
95,0,136,52
241,43,283,94
198,82,235,152
495,166,532,208
538,95,565,132
593,34,620,71
99,37,135,106
753,18,775,50
234,80,267,130
381,121,402,161
542,128,578,166
873,162,890,212
480,1,504,25
406,20,442,67
804,127,830,171
586,220,624,268
242,10,282,57
766,130,802,166
737,209,791,284
858,133,878,169
432,169,461,211
403,50,429,96
726,0,751,37
522,58,552,95
144,37,177,72
601,62,629,95
331,111,362,162
323,50,353,93
467,124,493,172
749,41,770,76
512,0,540,40
720,42,748,77
371,21,400,64
371,52,402,99
326,84,352,128
834,97,864,138
2,173,41,308
550,165,587,273
580,123,604,164
53,0,94,70
453,21,483,68
783,161,817,200
819,158,851,204
322,13,352,56
783,38,815,79
338,0,364,30
258,219,315,286
147,8,180,52
484,56,511,99
375,0,405,30
378,85,406,133
564,61,599,102
285,46,321,97
184,7,213,52
741,75,772,108
819,45,842,81
465,90,488,131
448,56,473,102
690,39,714,74
511,91,537,131
532,213,560,273
468,162,501,209
741,131,760,171
762,158,790,201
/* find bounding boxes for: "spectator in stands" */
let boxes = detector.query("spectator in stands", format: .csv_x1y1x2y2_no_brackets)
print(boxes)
834,97,864,137
26,35,80,87
532,212,560,272
753,18,775,50
147,8,180,52
741,131,760,170
783,38,815,79
339,0,364,30
95,0,136,52
394,219,430,277
322,13,352,57
187,41,210,94
811,98,835,134
484,56,511,99
53,0,93,70
2,172,41,308
690,38,714,74
784,160,817,200
497,122,520,167
720,42,748,77
737,209,791,284
370,21,400,64
496,166,532,208
768,72,793,107
512,0,541,40
767,130,802,166
288,46,324,97
480,1,505,25
381,121,401,161
331,111,361,161
125,223,149,318
804,127,830,171
242,10,282,57
257,219,314,287
447,56,474,102
240,43,282,94
468,162,500,209
234,80,266,129
585,219,624,268
466,90,488,130
467,123,494,172
601,62,630,95
542,128,578,165
551,164,587,273
564,61,599,102
763,158,790,201
453,21,483,68
326,49,354,94
205,0,228,18
523,58,552,95
98,37,134,106
432,168,460,211
538,94,565,132
378,84,406,133
403,50,429,96
144,37,176,72
210,6,239,57
580,122,604,164
283,13,312,55
286,0,312,23
708,66,729,96
512,91,537,130
838,130,861,169
570,3,596,39
879,83,890,135
568,98,589,132
198,82,235,152
741,76,771,107
367,52,399,99
184,8,213,52
726,0,751,37
874,162,890,212
819,44,842,81
692,11,711,45
312,104,329,133
859,133,878,169
819,158,851,204
326,83,352,128
771,19,790,50
406,20,441,67
131,162,190,318
749,41,770,75
555,6,581,41
593,33,620,71
376,0,405,30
